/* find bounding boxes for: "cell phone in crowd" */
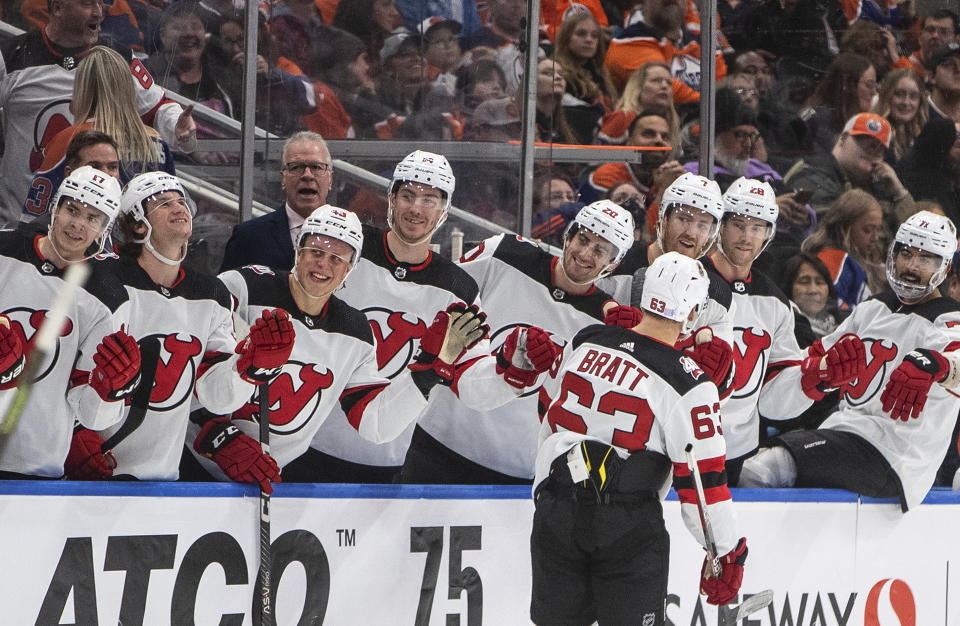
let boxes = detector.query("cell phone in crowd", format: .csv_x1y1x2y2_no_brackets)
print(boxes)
792,188,814,204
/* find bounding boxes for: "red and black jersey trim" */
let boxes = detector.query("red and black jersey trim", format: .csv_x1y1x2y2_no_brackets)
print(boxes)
360,224,479,303
340,383,388,430
671,455,731,505
872,290,960,323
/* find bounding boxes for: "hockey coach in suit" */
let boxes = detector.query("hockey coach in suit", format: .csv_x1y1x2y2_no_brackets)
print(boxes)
220,131,334,272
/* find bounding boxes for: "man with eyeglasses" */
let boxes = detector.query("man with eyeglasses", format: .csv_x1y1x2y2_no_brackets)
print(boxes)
893,9,958,80
221,131,334,272
741,211,960,514
927,42,960,125
785,113,915,219
683,88,814,237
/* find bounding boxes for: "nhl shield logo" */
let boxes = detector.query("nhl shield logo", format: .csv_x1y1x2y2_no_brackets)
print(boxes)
304,316,314,328
63,56,76,70
159,286,171,297
41,262,55,274
733,281,746,293
552,288,566,301
394,266,407,280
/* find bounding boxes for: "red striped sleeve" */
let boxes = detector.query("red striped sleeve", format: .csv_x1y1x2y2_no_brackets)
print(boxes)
449,355,485,398
672,456,730,505
340,383,388,430
196,350,231,379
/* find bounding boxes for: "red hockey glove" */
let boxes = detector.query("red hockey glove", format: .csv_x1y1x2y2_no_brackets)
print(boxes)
194,417,281,493
496,326,561,389
880,348,950,421
800,334,866,400
88,330,142,401
679,328,733,387
700,537,748,606
0,317,25,389
64,428,116,480
236,309,295,384
603,304,643,329
409,303,489,384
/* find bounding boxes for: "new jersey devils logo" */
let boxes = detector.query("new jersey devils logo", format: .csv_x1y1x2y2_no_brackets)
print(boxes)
1,307,75,383
731,326,772,399
842,338,898,406
234,362,335,434
30,100,72,173
364,308,427,379
144,333,203,411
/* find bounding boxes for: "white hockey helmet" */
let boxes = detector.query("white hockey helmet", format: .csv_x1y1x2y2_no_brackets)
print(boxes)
119,172,194,266
120,171,194,222
387,150,456,242
657,172,723,259
49,165,122,258
641,251,710,333
565,200,635,271
659,172,724,222
886,210,958,303
52,165,122,223
298,204,364,264
718,177,779,260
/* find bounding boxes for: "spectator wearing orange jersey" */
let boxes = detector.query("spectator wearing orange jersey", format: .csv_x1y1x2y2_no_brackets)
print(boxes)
20,0,145,52
604,0,726,101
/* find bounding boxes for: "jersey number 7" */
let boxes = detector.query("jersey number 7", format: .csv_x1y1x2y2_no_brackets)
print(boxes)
545,372,654,452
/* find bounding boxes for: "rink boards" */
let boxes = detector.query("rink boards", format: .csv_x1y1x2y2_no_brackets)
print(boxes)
0,482,955,625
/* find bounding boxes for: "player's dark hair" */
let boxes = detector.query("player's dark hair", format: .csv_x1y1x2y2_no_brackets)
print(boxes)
925,9,959,35
65,130,118,169
116,213,146,259
626,106,671,138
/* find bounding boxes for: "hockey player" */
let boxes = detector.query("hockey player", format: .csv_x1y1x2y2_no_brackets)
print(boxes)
601,172,738,394
0,0,195,224
183,205,489,482
741,211,960,512
401,200,633,484
84,172,293,490
0,166,142,479
281,150,519,482
532,252,747,625
701,177,840,483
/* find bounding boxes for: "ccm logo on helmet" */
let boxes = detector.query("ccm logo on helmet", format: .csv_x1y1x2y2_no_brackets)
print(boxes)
864,578,915,626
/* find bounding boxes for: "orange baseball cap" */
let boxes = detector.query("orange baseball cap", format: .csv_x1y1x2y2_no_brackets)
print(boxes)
842,113,892,148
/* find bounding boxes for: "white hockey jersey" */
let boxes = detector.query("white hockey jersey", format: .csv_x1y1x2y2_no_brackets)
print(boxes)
701,256,811,459
599,242,737,349
310,225,513,467
0,31,182,223
816,291,960,510
537,324,739,554
416,234,613,479
186,266,432,477
0,231,128,476
98,256,257,480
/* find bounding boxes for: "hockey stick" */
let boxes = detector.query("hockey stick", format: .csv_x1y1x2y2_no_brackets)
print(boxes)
100,335,162,453
684,444,775,625
254,388,273,626
0,262,91,437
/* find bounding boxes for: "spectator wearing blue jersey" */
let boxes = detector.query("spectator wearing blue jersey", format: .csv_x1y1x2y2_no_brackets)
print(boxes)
800,189,886,310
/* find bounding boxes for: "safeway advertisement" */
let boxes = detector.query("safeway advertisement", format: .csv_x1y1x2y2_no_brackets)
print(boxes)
0,484,956,625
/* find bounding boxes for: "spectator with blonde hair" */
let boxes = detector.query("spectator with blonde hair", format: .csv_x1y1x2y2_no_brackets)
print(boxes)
800,189,886,309
599,62,680,149
873,68,928,162
22,46,175,222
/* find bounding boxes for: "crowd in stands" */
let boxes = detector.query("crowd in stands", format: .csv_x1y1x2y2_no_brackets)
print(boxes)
1,0,960,496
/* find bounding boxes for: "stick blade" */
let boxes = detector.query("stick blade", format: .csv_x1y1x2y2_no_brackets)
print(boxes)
720,589,775,625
